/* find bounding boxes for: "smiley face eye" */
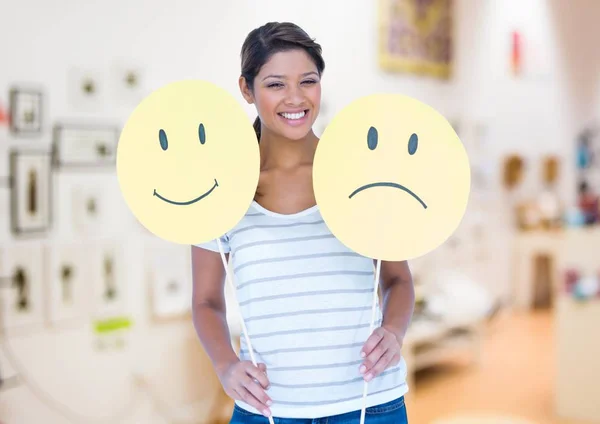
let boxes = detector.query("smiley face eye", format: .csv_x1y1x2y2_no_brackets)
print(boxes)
408,133,418,155
199,123,206,144
159,129,168,151
367,126,378,150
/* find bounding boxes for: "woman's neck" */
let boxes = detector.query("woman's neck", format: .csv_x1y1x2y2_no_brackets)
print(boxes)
259,127,319,171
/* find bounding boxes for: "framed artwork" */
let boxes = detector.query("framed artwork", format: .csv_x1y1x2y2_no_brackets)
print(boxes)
71,181,109,236
0,243,45,331
90,242,127,319
9,149,52,236
378,0,453,79
111,60,145,107
145,243,192,321
44,243,89,325
9,87,43,135
52,123,119,168
67,67,103,110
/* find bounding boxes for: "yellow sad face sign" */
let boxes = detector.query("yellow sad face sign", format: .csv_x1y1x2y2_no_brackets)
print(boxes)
117,80,260,245
313,94,471,261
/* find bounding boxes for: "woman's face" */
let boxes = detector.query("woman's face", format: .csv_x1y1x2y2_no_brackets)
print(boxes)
241,49,321,141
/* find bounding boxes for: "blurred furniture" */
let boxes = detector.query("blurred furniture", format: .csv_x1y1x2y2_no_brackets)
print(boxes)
555,226,600,423
403,316,483,399
511,229,563,310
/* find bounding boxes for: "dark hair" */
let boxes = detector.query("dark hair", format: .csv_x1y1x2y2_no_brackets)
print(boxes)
240,22,325,141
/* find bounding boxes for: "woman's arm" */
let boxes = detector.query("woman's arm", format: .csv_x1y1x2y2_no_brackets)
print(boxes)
359,260,415,381
190,245,272,414
190,245,239,374
379,260,415,343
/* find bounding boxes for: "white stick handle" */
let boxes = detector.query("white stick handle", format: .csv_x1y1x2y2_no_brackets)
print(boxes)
216,238,275,424
359,258,382,424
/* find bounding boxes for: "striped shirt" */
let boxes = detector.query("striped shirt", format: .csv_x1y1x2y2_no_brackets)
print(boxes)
195,200,408,419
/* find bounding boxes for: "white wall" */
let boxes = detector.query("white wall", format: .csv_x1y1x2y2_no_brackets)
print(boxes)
0,0,599,423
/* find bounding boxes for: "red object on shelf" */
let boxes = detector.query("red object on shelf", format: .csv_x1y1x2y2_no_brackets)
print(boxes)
511,30,521,76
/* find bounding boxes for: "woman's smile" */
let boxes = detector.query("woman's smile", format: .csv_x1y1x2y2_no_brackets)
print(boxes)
277,109,310,126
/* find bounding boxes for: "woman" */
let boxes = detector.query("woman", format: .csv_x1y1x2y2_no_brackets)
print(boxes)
191,21,414,423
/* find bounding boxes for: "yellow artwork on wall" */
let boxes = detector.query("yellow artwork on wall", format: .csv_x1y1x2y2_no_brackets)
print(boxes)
378,0,453,79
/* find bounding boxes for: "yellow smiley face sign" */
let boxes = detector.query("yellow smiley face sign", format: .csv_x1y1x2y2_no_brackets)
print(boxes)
313,93,471,261
116,80,260,245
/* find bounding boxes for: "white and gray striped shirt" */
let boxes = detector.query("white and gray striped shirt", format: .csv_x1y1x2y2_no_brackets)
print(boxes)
195,201,408,419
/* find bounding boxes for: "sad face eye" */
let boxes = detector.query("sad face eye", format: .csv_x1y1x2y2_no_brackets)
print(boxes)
199,123,206,144
159,129,168,151
408,133,418,155
366,127,418,155
367,126,378,150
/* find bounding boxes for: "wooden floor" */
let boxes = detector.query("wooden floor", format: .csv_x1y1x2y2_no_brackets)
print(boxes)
405,308,594,424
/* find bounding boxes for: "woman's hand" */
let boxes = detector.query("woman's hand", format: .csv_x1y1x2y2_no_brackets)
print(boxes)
359,325,402,382
217,359,273,417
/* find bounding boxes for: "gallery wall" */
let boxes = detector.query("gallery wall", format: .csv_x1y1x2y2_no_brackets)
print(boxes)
0,0,599,423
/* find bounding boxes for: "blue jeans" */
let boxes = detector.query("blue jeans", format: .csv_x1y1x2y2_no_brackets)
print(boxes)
229,396,408,423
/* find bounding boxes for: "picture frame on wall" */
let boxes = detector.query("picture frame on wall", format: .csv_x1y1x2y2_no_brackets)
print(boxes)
111,60,146,108
52,123,119,168
44,243,89,325
67,67,104,111
145,242,192,321
0,243,45,331
9,149,52,236
71,181,109,237
90,242,127,320
378,0,453,79
9,87,43,135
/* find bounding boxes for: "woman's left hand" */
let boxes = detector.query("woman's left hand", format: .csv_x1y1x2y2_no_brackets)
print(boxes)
359,325,402,382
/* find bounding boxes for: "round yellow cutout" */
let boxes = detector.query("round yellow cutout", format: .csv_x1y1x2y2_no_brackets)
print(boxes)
313,93,471,261
116,80,260,245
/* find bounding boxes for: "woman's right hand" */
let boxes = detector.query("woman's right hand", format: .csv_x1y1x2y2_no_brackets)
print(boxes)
217,359,273,417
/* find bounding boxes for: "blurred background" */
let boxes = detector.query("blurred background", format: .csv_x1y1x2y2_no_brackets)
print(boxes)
0,0,599,423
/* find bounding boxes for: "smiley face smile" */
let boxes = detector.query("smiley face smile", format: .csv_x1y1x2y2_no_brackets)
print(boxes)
153,178,219,206
348,182,427,209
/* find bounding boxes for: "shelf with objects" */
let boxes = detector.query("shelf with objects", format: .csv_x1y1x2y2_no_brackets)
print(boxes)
511,124,600,311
